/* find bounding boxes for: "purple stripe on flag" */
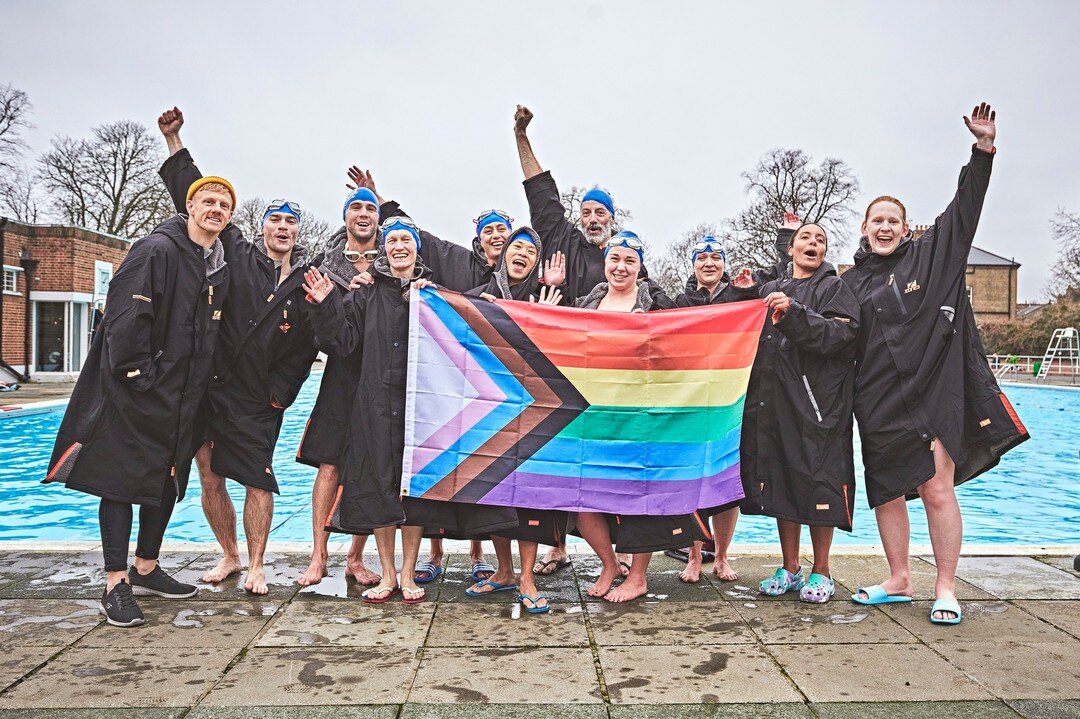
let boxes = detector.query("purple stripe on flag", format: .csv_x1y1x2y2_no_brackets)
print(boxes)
471,463,745,515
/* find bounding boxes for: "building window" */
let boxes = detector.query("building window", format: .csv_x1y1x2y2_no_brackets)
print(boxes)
2,266,21,294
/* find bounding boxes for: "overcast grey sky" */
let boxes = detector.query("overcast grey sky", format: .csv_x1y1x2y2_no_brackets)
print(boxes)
3,0,1079,300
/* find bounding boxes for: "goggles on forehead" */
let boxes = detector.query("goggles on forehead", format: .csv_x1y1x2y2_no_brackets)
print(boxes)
474,209,513,226
607,235,644,252
265,199,301,214
692,240,726,255
343,248,379,263
380,216,421,233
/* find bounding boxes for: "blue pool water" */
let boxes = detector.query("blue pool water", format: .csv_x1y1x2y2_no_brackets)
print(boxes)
1,377,1077,545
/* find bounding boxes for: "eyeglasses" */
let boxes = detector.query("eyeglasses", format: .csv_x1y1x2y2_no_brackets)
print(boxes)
265,199,301,214
692,240,726,255
380,216,421,233
474,209,513,226
343,249,379,263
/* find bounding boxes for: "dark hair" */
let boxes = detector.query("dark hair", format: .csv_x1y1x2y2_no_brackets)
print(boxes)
788,223,828,250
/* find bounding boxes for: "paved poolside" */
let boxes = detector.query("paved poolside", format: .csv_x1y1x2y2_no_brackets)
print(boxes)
0,549,1077,718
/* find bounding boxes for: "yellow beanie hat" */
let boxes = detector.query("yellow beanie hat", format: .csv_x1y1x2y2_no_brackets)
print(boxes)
186,176,237,208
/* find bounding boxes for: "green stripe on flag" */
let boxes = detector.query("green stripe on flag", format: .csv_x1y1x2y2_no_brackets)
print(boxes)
556,398,746,443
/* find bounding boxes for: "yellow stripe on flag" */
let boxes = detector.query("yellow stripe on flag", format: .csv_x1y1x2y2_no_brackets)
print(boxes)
558,366,753,407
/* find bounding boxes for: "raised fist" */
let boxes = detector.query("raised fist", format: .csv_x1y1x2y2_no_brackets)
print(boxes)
157,107,184,137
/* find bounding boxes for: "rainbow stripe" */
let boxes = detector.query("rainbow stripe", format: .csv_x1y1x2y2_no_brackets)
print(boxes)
400,287,766,515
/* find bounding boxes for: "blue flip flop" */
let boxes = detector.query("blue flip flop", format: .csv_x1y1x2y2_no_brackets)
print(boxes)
465,579,517,597
930,598,963,625
518,593,551,614
414,562,443,585
852,584,914,605
469,561,496,583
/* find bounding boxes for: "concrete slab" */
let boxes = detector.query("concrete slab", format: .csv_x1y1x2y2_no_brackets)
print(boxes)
202,647,417,706
573,555,722,603
427,601,588,647
0,599,101,646
881,600,1073,644
258,600,434,647
1013,600,1080,639
585,600,756,646
0,647,235,708
0,552,199,600
941,556,1080,600
76,600,278,648
402,704,609,719
733,599,916,644
931,640,1080,699
608,705,815,719
171,552,304,604
0,710,186,719
436,554,581,604
1035,556,1080,579
811,701,1022,718
0,646,59,692
0,553,70,588
827,555,994,600
410,647,602,703
769,642,993,702
598,644,801,704
1007,699,1080,718
187,705,400,719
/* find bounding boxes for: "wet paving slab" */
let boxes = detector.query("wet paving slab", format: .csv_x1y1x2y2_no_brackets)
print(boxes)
825,555,995,601
1012,599,1080,639
0,553,73,589
1035,555,1080,579
0,599,102,646
810,701,1024,718
573,555,723,603
939,556,1080,600
585,600,755,646
258,600,435,647
76,599,278,648
0,552,201,600
732,599,916,644
598,644,801,704
769,642,994,702
929,639,1080,700
0,646,60,692
409,647,602,703
427,601,588,647
880,600,1074,644
172,552,304,605
202,647,417,706
0,646,236,708
435,553,581,604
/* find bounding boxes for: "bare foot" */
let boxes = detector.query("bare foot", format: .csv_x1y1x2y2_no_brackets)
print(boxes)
201,556,242,583
518,577,546,610
605,575,648,603
932,589,959,621
855,577,914,602
617,553,631,577
680,557,702,584
243,566,268,595
586,564,621,597
534,545,568,575
712,557,738,583
296,557,328,586
466,570,516,595
345,557,381,586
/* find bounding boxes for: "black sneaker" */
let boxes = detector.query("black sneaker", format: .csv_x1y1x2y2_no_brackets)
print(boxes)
128,564,199,599
100,579,144,627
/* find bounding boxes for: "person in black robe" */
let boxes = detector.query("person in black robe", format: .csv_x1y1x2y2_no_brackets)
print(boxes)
841,103,1028,624
302,218,517,605
740,222,861,604
45,175,234,626
157,109,318,596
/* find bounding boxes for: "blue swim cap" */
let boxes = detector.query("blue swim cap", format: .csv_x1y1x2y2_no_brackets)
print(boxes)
581,187,615,217
507,228,538,247
691,236,728,266
475,210,513,237
604,230,643,261
262,200,301,225
380,218,421,251
342,188,380,221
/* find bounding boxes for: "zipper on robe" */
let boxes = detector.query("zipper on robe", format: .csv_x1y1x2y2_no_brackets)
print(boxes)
887,274,907,315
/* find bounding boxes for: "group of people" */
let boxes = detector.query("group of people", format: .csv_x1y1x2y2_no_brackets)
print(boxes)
45,102,1027,629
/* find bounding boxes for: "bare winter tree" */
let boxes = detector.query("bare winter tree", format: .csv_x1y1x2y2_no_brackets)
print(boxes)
1046,208,1080,298
652,221,723,297
37,120,172,238
0,84,33,172
559,184,633,231
0,165,41,223
233,196,334,256
726,148,859,269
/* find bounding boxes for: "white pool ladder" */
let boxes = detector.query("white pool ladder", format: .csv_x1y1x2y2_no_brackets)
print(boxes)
1036,327,1079,382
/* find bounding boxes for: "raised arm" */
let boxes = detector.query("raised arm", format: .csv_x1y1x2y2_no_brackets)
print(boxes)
771,278,861,358
302,267,364,357
514,105,543,180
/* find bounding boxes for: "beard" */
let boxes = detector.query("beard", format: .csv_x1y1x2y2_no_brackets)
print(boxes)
579,221,610,247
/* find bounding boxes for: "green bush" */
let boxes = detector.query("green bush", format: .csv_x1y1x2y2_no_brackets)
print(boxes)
977,289,1080,355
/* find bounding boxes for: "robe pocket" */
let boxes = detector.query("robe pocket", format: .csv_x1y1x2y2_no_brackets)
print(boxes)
936,306,957,337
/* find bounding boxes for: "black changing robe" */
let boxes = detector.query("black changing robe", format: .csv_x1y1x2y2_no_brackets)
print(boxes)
739,263,861,530
45,215,229,504
841,147,1029,507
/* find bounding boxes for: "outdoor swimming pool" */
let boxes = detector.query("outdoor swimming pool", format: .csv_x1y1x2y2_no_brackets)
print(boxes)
0,377,1076,545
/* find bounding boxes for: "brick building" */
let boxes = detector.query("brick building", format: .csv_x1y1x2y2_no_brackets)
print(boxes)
837,225,1020,323
1,218,130,381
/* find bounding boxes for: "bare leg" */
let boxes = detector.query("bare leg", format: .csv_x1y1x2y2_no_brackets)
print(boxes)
363,526,399,600
617,552,632,576
919,440,962,620
576,512,621,597
470,539,492,579
242,487,273,595
297,463,337,586
346,534,380,585
680,541,703,583
777,519,802,574
858,496,914,600
467,536,516,593
808,525,834,577
517,541,547,611
534,541,568,574
400,525,425,601
711,507,739,582
427,537,445,568
196,443,243,582
605,552,650,602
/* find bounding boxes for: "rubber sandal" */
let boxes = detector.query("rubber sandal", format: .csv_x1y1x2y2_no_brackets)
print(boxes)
930,597,962,625
414,562,443,585
851,584,913,605
465,578,518,597
361,586,399,604
619,561,632,575
402,586,427,605
799,573,835,604
759,567,806,596
518,593,550,614
469,561,496,582
533,559,571,576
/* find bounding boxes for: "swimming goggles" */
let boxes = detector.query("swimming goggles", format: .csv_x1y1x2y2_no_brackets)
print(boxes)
343,248,379,263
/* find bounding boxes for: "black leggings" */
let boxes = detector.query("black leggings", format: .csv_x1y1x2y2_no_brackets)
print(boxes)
99,484,178,572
